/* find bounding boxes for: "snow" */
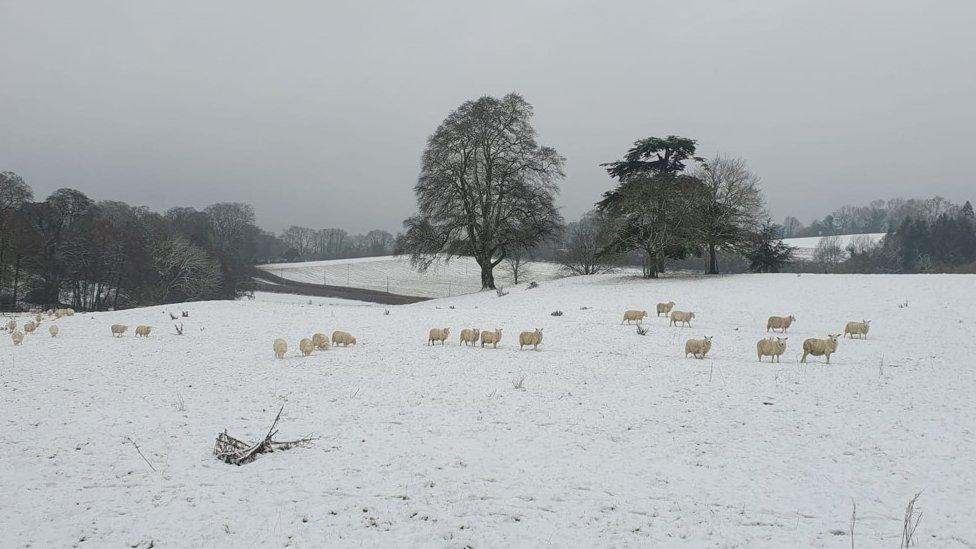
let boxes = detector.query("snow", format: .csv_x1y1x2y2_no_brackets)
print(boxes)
257,255,568,298
783,233,886,261
2,273,975,547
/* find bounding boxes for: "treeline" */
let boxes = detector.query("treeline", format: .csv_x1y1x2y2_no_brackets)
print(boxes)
0,171,406,311
840,200,976,273
783,196,961,238
278,226,394,261
0,172,282,311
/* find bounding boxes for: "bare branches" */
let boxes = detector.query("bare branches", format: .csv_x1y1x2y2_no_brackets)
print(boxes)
214,406,317,466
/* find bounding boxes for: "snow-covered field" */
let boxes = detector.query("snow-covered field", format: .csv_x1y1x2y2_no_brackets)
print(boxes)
783,233,886,261
258,255,567,297
2,273,975,547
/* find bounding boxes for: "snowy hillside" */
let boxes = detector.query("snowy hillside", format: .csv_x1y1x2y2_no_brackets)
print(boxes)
783,233,886,261
257,255,568,298
2,273,975,546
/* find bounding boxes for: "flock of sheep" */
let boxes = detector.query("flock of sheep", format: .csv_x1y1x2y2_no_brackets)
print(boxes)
272,331,357,359
3,296,871,367
622,301,872,364
3,308,75,346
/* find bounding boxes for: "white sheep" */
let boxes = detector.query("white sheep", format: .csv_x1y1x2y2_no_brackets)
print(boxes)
49,325,59,338
480,328,502,348
111,324,128,337
299,338,314,356
428,327,450,346
459,328,480,346
518,328,543,350
669,311,695,327
4,320,14,332
135,325,152,337
844,320,871,339
312,332,330,350
766,315,796,333
11,330,24,346
757,337,787,362
34,313,43,323
621,310,648,325
656,301,676,317
684,336,713,359
23,321,37,334
801,334,841,364
66,308,75,316
332,330,357,347
273,338,287,359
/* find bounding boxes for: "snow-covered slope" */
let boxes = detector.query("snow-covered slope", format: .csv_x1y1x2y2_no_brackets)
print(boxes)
783,233,886,261
2,273,975,547
258,255,567,298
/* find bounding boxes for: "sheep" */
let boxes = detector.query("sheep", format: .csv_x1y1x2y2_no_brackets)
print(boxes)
5,320,14,332
669,311,695,327
299,338,314,356
766,315,796,333
519,328,543,350
23,321,37,334
459,328,480,346
34,313,43,323
66,308,75,316
312,332,330,350
801,334,841,364
684,336,713,359
428,327,450,346
11,330,24,346
49,325,59,338
480,328,502,348
656,301,676,317
844,320,871,339
135,325,152,337
111,324,128,337
757,337,787,362
621,310,648,325
273,338,287,359
332,330,356,347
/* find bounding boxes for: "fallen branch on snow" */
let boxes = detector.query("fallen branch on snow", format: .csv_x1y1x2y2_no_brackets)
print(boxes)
214,405,316,466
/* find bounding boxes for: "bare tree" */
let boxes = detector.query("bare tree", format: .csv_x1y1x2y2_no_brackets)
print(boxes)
503,248,530,285
558,211,617,275
813,235,844,272
152,236,222,301
396,93,564,289
691,156,765,274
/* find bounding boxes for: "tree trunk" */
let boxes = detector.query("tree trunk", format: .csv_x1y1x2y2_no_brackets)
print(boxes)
706,243,718,275
642,253,657,279
477,256,496,289
12,256,21,308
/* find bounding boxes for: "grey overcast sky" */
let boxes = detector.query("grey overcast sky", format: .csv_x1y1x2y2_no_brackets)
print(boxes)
1,1,974,233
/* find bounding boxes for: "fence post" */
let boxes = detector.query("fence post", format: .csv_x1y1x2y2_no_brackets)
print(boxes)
448,281,452,297
386,276,389,293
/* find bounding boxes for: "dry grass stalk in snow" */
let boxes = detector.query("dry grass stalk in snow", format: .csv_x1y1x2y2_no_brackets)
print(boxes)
901,491,923,548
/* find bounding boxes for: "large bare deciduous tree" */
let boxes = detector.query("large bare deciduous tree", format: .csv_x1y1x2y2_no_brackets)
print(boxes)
691,155,765,274
396,93,564,289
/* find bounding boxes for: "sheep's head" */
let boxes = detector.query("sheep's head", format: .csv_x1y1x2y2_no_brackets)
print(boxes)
443,328,450,335
704,336,712,342
863,320,871,326
689,312,696,319
789,315,796,322
828,334,840,342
